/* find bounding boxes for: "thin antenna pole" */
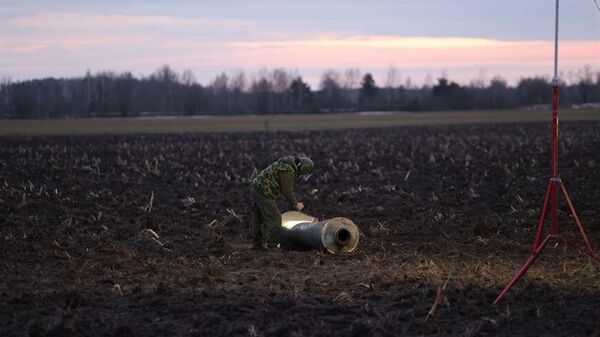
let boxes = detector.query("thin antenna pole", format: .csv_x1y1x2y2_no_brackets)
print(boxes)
553,0,559,82
551,0,560,182
551,0,560,180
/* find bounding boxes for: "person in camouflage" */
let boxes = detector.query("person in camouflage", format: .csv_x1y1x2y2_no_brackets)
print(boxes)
252,156,314,249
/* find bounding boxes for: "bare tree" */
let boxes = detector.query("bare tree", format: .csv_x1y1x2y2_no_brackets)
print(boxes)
575,65,594,86
116,72,134,117
341,68,361,109
575,65,598,102
271,68,295,113
271,68,292,93
152,65,179,113
385,65,401,89
404,76,413,89
229,69,247,92
180,69,197,86
423,73,433,89
154,65,178,83
470,68,487,89
385,65,401,110
81,71,93,116
0,76,13,117
229,69,247,114
251,75,273,114
211,72,229,91
342,67,362,90
488,76,510,109
95,70,117,116
320,69,343,112
211,72,230,114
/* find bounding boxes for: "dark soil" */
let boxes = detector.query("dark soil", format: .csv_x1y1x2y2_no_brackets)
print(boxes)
1,122,599,337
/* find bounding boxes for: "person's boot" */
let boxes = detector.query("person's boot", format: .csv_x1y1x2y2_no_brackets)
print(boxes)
252,240,267,250
265,242,280,250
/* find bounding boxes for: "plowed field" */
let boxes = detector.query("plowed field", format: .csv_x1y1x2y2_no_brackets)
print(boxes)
1,122,599,336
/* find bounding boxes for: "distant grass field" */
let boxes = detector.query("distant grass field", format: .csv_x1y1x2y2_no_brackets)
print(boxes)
0,108,599,135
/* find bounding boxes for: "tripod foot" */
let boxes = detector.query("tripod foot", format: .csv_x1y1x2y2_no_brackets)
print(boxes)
494,235,552,304
584,249,600,263
560,235,600,263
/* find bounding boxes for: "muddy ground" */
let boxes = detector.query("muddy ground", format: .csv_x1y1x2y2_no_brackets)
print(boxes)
1,122,599,337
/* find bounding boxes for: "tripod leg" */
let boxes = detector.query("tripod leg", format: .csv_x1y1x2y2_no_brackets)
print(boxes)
559,182,595,253
534,182,553,250
560,182,600,262
494,235,552,304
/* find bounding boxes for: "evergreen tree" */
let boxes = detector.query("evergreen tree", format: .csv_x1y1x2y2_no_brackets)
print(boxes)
359,73,378,110
289,77,315,114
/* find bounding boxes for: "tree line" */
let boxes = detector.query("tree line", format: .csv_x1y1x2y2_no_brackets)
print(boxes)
0,65,598,118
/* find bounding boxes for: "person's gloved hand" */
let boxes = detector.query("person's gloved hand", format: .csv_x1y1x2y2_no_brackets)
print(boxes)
295,202,304,211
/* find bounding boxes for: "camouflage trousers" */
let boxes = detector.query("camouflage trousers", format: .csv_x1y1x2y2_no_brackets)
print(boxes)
252,187,282,248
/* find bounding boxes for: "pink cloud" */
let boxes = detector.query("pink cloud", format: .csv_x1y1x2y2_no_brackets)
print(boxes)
226,37,598,69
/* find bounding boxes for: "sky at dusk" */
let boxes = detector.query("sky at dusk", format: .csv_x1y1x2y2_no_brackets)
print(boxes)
1,0,599,87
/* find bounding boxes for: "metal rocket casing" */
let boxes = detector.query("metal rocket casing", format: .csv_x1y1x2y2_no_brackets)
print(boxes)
281,211,360,254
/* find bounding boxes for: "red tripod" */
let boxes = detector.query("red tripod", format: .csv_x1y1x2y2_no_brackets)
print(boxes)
493,0,600,304
493,84,600,304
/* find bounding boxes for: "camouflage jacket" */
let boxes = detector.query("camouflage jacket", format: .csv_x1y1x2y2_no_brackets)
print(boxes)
253,156,299,205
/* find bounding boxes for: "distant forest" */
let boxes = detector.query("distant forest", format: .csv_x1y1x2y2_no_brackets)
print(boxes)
1,65,599,118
